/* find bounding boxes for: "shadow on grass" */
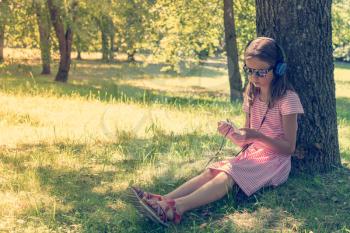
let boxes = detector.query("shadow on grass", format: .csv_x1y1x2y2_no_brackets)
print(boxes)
0,142,158,232
334,61,350,70
337,97,350,123
341,150,350,162
141,167,350,232
1,128,350,232
198,59,228,69
1,58,226,81
0,59,238,115
157,167,350,232
0,72,237,112
0,132,231,232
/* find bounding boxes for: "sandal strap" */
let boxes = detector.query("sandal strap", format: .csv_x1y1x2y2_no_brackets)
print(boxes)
131,186,163,201
144,192,163,201
144,198,168,223
145,198,182,224
164,199,182,224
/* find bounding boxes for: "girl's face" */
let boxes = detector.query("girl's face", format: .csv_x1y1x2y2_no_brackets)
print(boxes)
244,57,274,89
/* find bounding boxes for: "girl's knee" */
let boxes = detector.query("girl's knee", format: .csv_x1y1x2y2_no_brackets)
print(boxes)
203,169,219,180
215,172,234,188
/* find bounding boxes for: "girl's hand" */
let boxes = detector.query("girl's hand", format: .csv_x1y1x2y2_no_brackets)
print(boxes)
217,121,233,137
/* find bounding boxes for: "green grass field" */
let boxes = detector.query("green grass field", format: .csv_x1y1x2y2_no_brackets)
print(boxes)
0,49,350,232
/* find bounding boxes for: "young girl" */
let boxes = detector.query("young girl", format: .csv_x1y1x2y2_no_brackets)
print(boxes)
129,37,304,227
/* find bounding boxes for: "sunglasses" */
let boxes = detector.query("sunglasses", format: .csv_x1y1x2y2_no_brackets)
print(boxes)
243,64,273,78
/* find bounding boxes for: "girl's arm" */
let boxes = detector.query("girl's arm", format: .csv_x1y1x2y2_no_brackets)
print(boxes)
241,113,298,154
244,113,249,128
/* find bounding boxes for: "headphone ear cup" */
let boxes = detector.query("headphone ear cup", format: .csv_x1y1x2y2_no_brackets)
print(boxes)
274,62,287,76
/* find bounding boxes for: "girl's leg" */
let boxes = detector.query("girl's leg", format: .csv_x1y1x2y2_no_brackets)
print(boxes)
164,169,220,199
161,171,234,218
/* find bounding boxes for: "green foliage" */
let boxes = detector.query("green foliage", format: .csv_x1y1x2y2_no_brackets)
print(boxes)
5,1,39,48
332,0,350,61
114,0,150,60
0,0,10,29
145,0,223,72
234,0,256,57
72,0,99,55
86,0,117,59
2,0,350,69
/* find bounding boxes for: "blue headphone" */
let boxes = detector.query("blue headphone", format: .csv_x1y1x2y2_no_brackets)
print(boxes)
245,37,287,77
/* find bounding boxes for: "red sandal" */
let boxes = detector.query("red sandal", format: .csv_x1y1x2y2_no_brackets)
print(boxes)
128,187,169,227
128,186,164,204
162,199,182,224
141,198,182,227
137,186,163,201
128,187,182,227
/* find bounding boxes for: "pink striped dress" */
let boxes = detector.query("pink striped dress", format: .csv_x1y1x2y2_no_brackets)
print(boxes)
208,90,304,196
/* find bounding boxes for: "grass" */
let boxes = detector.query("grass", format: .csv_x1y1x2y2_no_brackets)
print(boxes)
0,48,350,232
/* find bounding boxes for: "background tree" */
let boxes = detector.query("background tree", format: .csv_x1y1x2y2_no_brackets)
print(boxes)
146,0,223,72
115,0,149,62
234,0,256,87
0,0,9,63
86,0,117,62
255,0,340,173
224,0,242,101
33,0,51,74
47,0,78,82
98,15,115,61
4,1,39,49
72,0,99,60
332,0,350,61
73,1,89,60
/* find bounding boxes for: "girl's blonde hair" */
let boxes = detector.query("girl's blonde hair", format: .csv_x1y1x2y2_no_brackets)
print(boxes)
244,37,293,108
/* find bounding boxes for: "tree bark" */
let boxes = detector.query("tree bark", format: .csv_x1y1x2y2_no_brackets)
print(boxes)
255,0,340,173
109,33,114,61
47,0,76,82
75,34,82,60
127,51,136,62
101,31,109,61
77,49,82,60
0,0,9,63
224,0,243,101
34,1,51,74
0,22,4,63
99,16,115,62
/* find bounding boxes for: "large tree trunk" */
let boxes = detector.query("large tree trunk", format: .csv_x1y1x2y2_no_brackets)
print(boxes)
47,0,76,82
224,0,242,101
34,1,51,74
0,0,9,63
255,0,340,173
